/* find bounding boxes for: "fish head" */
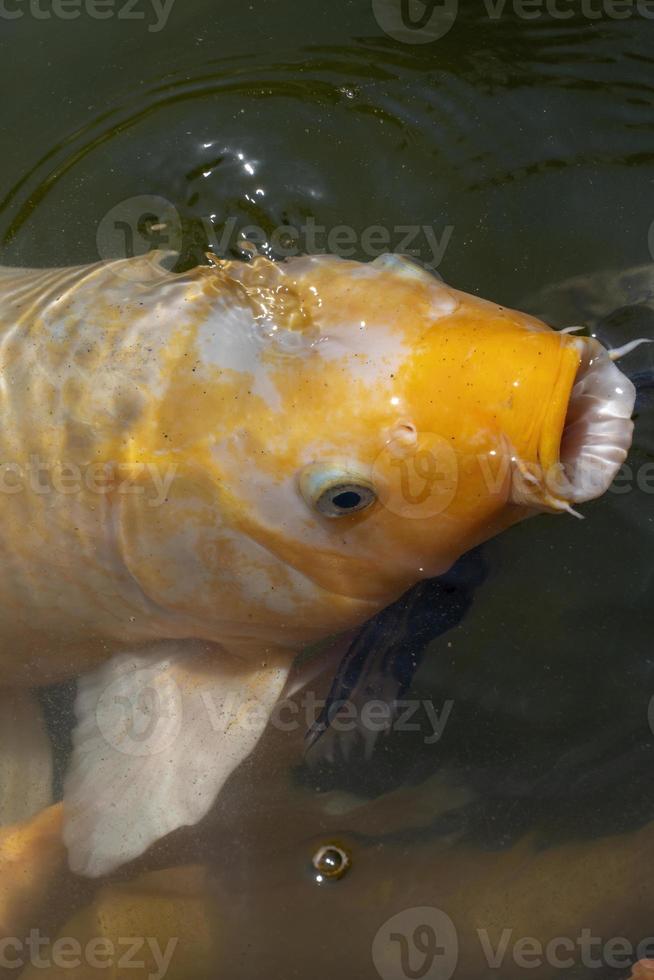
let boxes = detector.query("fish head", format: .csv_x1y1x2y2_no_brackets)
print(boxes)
118,253,635,644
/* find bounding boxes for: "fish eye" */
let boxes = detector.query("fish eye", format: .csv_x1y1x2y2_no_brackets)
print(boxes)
299,464,377,518
317,483,376,517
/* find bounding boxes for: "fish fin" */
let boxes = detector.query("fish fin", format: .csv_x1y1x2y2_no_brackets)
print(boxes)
63,641,289,877
370,253,438,282
0,803,65,937
305,549,486,761
0,689,53,825
283,630,358,701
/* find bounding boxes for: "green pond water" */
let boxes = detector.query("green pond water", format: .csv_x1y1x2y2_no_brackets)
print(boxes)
1,2,654,978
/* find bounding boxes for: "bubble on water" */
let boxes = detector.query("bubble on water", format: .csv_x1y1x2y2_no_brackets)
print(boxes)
311,843,351,882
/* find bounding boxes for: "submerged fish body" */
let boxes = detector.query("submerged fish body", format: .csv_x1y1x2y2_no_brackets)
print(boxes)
0,251,636,878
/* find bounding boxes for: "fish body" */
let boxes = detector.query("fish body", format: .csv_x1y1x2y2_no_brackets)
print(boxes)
0,251,636,877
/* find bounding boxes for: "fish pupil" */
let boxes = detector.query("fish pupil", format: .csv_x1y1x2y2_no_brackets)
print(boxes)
332,490,362,509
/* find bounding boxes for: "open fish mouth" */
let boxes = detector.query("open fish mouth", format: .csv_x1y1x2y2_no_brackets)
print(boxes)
553,338,635,506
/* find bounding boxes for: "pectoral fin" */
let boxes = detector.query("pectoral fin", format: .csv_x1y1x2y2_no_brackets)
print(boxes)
305,549,486,762
0,804,65,937
63,642,289,877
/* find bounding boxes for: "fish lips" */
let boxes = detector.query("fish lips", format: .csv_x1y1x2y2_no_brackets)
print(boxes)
512,337,636,514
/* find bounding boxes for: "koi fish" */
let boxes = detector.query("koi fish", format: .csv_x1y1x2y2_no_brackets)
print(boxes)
0,250,636,879
18,865,215,980
631,961,654,979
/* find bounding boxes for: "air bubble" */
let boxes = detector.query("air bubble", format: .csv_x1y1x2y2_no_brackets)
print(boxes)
311,843,351,882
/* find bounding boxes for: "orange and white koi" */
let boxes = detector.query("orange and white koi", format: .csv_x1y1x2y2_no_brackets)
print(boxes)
0,251,635,877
